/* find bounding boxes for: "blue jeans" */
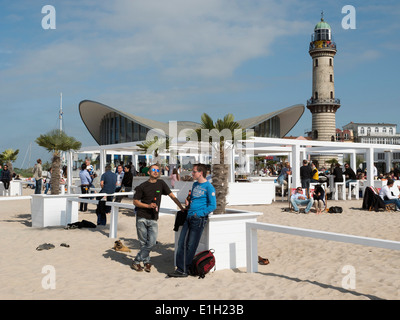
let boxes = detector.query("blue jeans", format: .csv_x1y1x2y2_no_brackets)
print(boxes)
291,198,314,213
176,215,208,274
384,199,400,210
301,178,311,191
134,217,158,264
44,182,50,194
35,179,42,194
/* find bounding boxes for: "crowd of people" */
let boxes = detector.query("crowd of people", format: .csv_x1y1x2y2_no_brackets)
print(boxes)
270,158,400,213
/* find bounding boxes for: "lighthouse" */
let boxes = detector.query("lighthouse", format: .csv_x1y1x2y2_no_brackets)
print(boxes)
307,14,340,144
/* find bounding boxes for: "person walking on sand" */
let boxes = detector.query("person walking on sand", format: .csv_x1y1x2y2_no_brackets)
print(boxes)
168,163,217,278
131,164,185,273
33,159,43,194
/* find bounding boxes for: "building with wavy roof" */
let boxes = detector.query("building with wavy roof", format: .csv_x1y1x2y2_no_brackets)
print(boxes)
79,100,305,145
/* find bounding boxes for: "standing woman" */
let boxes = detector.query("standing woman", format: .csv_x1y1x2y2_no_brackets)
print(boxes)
170,168,180,188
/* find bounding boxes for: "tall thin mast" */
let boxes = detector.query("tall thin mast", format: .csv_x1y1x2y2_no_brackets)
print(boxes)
59,92,63,133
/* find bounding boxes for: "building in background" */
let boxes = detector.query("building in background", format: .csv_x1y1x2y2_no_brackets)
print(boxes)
79,100,304,145
342,122,400,145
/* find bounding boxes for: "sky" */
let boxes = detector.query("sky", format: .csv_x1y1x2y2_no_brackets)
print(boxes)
1,0,399,168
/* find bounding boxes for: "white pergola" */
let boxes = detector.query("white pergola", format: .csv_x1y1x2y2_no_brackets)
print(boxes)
244,137,400,188
65,137,400,193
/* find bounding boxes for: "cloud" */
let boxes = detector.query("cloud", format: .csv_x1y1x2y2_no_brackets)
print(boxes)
2,0,309,80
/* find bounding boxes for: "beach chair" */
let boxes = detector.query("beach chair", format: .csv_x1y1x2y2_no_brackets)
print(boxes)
362,186,385,212
288,187,314,212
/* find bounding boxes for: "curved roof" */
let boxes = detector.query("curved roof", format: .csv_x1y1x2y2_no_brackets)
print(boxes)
79,100,304,145
315,19,331,30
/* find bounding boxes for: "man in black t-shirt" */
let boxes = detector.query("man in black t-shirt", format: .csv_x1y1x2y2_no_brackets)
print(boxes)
132,164,185,273
300,159,313,192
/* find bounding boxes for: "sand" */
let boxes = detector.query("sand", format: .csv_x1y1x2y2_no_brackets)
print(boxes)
0,188,399,300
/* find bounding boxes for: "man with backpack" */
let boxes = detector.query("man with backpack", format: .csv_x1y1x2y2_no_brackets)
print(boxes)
168,163,217,278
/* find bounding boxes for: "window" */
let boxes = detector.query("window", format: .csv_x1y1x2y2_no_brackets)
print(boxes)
360,127,365,135
330,74,333,82
367,127,371,135
315,92,318,99
329,59,332,66
315,59,318,67
330,91,333,99
383,127,387,133
389,127,394,135
375,127,379,133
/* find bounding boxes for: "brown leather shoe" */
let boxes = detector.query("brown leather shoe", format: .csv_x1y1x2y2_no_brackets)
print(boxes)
258,256,270,265
131,263,143,272
144,263,151,273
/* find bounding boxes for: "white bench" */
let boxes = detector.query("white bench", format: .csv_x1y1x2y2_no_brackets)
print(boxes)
105,202,177,239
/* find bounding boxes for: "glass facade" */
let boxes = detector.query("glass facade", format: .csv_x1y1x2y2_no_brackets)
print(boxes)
251,116,280,138
99,112,281,145
100,112,150,145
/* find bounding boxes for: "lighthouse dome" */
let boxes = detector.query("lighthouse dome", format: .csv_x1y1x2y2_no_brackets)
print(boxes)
314,20,331,30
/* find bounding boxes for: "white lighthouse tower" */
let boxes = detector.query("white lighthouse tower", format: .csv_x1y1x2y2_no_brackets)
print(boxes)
307,14,340,144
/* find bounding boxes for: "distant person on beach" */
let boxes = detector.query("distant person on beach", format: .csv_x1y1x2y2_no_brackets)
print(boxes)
95,164,117,225
168,163,217,278
0,165,11,190
44,168,52,194
379,178,400,211
344,163,357,188
114,165,133,203
170,168,180,188
277,162,291,195
85,158,96,187
33,159,43,194
312,184,325,214
131,164,185,273
300,159,312,192
79,164,91,212
333,163,343,183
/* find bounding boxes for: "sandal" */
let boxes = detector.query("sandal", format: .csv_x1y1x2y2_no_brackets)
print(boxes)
258,256,270,265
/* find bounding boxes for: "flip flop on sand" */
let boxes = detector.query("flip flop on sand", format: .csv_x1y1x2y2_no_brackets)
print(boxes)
36,243,55,251
60,243,70,248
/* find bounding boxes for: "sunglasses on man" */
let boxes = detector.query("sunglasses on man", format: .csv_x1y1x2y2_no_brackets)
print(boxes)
151,168,160,173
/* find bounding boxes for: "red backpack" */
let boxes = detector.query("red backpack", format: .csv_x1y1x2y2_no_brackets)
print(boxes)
189,249,216,279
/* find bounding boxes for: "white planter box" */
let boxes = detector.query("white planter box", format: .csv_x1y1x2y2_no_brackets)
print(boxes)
226,182,275,205
31,194,78,228
174,209,262,271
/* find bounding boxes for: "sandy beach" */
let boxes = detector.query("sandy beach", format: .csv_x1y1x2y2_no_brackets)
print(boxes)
0,188,399,301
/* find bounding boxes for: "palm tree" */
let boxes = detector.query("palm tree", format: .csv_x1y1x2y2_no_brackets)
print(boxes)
193,113,249,214
137,136,169,165
0,149,19,174
35,130,81,195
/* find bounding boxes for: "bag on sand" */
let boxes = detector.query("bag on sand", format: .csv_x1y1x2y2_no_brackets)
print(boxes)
189,249,216,279
328,206,343,214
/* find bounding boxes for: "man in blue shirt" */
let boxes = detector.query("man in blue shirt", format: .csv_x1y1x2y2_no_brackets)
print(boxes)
168,163,217,277
96,164,117,225
79,163,92,212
